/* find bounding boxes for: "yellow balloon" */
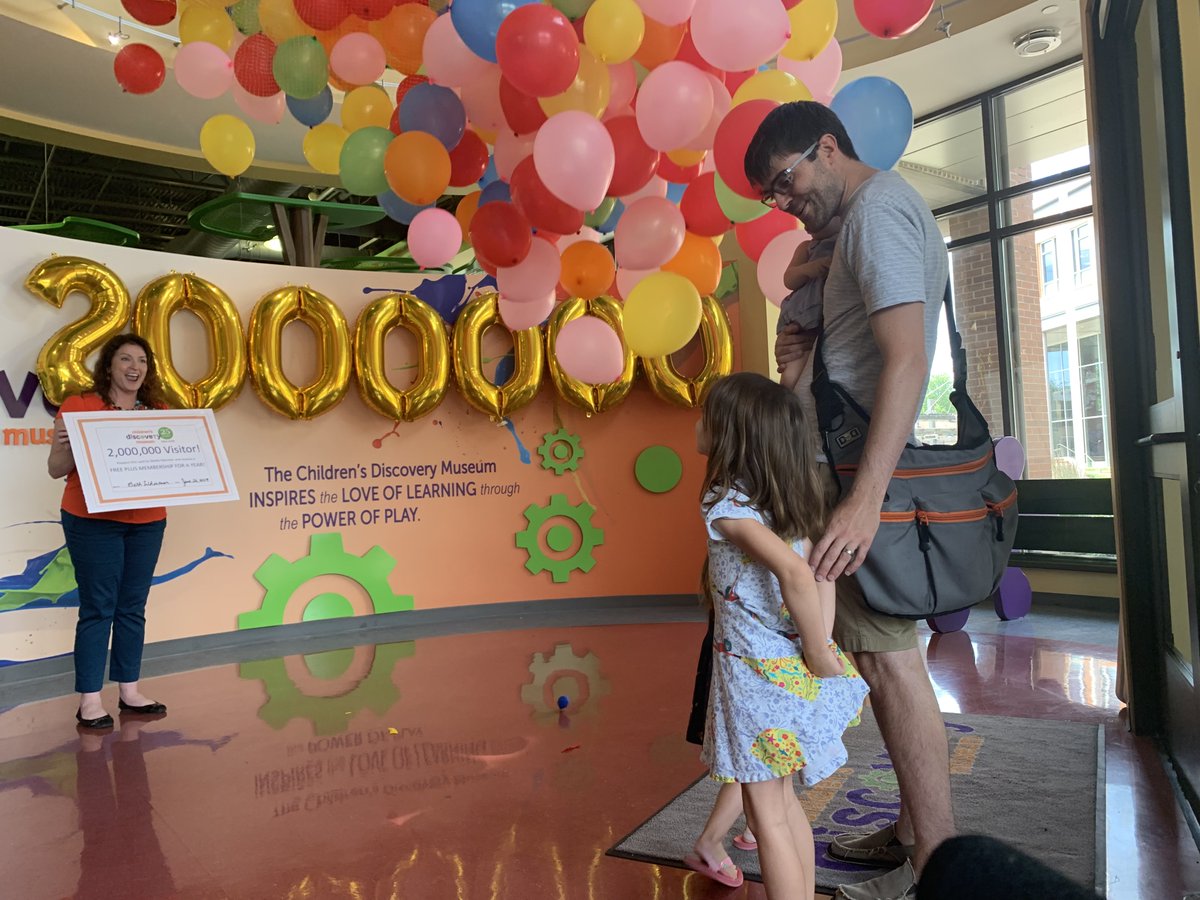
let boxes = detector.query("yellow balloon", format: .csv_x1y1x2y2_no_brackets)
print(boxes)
248,286,352,419
258,0,313,42
667,148,707,167
133,274,247,410
623,271,702,358
341,85,393,132
641,294,733,408
732,70,813,107
452,291,544,420
26,257,132,405
200,114,255,177
354,293,450,421
546,296,635,414
178,5,237,50
303,123,348,175
583,0,645,65
540,46,611,119
783,0,838,61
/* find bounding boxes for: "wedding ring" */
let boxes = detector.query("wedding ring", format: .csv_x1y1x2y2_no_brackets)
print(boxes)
844,547,857,558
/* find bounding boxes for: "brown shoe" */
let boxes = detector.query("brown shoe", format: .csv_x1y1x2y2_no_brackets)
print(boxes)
828,823,914,867
834,860,917,900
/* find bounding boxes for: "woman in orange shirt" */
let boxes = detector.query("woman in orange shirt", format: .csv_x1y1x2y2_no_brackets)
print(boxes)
48,334,169,729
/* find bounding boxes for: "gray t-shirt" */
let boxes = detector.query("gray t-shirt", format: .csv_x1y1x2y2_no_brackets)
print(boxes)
791,171,949,454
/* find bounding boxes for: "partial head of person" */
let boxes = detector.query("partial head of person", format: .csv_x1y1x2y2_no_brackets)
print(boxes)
698,372,828,542
743,101,868,234
91,333,164,408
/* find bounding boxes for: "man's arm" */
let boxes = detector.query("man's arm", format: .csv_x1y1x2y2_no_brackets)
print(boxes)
809,301,928,581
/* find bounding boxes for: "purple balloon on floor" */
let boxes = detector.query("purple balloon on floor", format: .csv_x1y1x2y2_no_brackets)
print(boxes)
927,607,970,634
994,567,1033,621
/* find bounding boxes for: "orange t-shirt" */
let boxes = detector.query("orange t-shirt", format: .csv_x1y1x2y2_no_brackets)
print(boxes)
56,393,167,524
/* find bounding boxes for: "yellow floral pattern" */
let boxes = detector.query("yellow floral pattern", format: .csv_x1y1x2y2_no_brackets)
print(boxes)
751,728,807,776
741,655,823,701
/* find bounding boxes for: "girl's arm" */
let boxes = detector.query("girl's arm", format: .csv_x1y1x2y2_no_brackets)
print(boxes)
47,417,75,479
802,538,836,639
713,517,844,676
783,240,814,291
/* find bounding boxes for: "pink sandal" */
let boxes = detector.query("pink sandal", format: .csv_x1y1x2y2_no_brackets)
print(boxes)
683,852,744,888
732,834,758,852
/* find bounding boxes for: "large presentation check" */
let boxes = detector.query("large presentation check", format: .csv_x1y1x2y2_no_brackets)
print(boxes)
62,409,239,513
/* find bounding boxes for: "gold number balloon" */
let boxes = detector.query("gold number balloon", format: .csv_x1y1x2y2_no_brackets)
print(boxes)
26,256,132,405
641,294,734,408
248,286,352,419
546,295,636,414
452,291,544,420
133,274,247,410
354,293,451,421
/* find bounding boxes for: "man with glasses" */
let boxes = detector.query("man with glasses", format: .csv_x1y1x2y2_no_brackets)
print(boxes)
745,102,952,900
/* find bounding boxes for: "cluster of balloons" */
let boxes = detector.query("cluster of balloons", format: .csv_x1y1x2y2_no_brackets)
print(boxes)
111,0,926,384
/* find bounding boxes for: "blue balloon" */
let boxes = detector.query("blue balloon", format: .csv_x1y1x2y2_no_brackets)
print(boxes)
479,179,511,207
597,199,624,233
399,83,467,151
377,190,431,225
830,77,914,172
288,87,333,127
449,0,537,63
665,182,686,204
478,155,499,187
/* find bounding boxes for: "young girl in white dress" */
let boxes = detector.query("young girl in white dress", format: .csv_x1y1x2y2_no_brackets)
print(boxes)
695,372,869,900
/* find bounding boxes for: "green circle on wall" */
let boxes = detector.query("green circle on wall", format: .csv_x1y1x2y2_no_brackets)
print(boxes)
635,446,683,493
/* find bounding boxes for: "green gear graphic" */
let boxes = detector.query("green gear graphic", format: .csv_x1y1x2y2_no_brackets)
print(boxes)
238,640,415,736
537,427,584,475
238,532,413,630
514,494,603,583
520,642,611,716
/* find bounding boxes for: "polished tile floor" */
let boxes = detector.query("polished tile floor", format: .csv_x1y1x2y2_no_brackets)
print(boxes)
0,605,1197,899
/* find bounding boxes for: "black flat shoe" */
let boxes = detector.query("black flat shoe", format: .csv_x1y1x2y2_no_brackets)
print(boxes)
76,708,114,729
118,699,167,715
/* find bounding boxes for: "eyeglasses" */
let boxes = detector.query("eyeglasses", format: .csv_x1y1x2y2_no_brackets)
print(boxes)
761,139,820,207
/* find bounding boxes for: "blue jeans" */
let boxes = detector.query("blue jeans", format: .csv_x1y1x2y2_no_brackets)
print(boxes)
61,511,166,693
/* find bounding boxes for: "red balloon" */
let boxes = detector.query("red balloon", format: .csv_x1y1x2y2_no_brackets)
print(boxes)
510,157,585,236
121,0,176,27
499,76,547,135
469,201,533,268
713,99,779,200
724,68,756,96
605,115,660,198
294,0,352,30
680,172,732,237
349,0,394,20
734,208,800,262
395,74,428,106
113,43,166,95
389,103,402,135
234,34,280,97
475,249,499,277
854,0,935,39
674,31,724,82
495,5,580,98
449,129,490,187
657,155,703,184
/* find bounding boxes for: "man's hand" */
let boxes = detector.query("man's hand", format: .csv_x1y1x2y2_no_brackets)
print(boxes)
809,490,882,581
775,323,817,373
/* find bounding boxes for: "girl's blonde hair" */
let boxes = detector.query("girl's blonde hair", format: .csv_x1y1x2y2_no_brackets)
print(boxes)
699,372,829,543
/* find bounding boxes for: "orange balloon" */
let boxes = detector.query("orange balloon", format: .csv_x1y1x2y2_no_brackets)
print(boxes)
661,231,722,295
370,4,436,74
634,16,686,70
668,148,707,167
560,241,616,297
455,191,482,240
386,131,452,205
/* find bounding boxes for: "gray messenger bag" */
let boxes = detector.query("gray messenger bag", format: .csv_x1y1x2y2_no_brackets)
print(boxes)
811,282,1019,619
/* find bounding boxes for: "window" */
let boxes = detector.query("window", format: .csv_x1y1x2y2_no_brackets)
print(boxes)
1078,318,1107,471
1072,222,1093,282
1045,327,1076,475
1040,239,1058,286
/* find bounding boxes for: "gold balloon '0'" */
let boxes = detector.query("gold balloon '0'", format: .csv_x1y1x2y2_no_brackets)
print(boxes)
641,294,734,408
354,293,451,421
546,295,636,414
452,291,544,420
248,286,352,419
26,256,132,405
134,273,247,410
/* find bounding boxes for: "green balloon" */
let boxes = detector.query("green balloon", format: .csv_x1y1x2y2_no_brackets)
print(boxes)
229,0,261,36
339,127,394,197
585,197,617,228
551,0,595,19
274,36,328,100
714,173,770,224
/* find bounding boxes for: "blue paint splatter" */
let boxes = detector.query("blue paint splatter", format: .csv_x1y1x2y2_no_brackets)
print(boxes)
503,419,532,465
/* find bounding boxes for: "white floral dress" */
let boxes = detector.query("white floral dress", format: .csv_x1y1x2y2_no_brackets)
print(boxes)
701,490,870,785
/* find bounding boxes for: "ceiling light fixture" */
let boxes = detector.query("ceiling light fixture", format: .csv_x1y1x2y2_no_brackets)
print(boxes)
107,15,129,44
934,4,952,38
1013,26,1062,57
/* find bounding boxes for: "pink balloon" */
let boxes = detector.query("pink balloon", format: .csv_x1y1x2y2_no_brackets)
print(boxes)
423,14,494,87
408,208,463,269
615,197,685,269
687,74,730,152
330,32,386,86
606,61,637,115
634,0,697,26
534,111,615,212
777,40,842,97
635,61,714,152
459,67,506,133
756,228,809,305
555,316,625,383
232,83,285,124
174,41,233,100
499,293,556,330
620,174,667,205
557,226,603,251
498,236,562,303
494,129,535,181
689,0,790,72
615,266,654,300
